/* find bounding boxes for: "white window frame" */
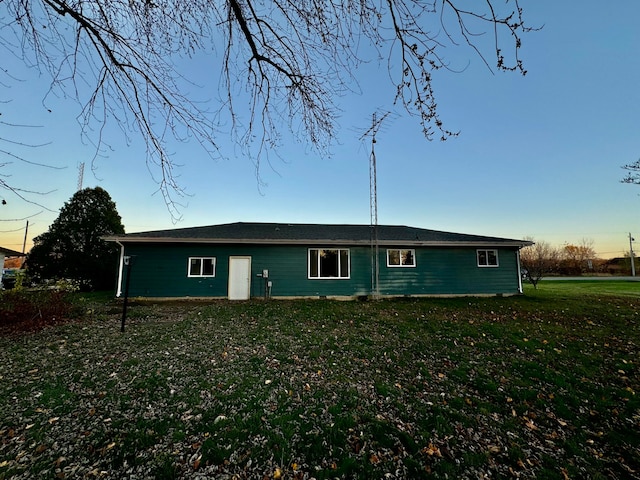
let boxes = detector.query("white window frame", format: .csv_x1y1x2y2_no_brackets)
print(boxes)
386,249,416,268
308,248,350,279
188,257,216,277
477,249,499,267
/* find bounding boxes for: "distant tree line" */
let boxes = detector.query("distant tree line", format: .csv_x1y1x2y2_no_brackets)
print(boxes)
520,238,637,288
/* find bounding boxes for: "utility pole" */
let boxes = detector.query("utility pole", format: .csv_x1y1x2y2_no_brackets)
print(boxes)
630,233,636,277
22,220,29,254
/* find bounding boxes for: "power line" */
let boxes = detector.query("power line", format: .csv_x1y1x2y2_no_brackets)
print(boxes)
0,211,43,223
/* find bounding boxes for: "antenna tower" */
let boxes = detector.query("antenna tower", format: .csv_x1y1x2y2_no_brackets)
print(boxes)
77,162,85,191
361,111,391,298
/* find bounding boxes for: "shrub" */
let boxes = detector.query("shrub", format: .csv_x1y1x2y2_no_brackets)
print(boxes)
0,288,77,332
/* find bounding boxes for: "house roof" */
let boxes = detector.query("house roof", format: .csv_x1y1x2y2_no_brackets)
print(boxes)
104,222,532,248
0,246,25,257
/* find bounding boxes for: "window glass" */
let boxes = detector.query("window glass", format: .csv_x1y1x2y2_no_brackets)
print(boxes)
402,250,415,266
309,249,319,277
387,249,415,267
308,249,350,278
188,257,216,277
189,258,202,276
477,250,498,267
340,249,349,277
320,249,338,277
202,258,215,276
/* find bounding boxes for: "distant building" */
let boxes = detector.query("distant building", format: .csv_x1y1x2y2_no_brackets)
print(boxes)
1,247,26,289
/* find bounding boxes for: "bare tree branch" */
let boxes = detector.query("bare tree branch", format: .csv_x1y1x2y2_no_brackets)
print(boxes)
1,0,537,220
622,158,640,185
0,119,64,211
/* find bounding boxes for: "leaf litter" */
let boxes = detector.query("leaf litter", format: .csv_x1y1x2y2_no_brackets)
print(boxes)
0,296,638,479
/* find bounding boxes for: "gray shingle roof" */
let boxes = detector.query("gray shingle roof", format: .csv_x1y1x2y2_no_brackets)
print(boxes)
105,222,530,247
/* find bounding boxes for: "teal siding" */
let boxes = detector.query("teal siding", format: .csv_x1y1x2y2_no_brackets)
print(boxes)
121,243,521,298
378,247,520,296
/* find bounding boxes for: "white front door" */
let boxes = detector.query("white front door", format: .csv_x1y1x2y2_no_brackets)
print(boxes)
228,256,251,300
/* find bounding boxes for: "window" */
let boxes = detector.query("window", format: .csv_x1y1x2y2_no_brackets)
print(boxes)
308,248,350,279
477,249,499,267
387,249,416,267
188,257,216,277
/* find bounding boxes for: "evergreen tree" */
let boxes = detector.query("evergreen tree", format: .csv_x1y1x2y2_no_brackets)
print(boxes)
27,187,125,290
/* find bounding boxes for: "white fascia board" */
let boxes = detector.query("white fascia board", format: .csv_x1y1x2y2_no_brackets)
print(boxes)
103,236,531,248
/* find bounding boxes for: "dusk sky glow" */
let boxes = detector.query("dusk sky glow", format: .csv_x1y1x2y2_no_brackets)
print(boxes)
1,1,639,258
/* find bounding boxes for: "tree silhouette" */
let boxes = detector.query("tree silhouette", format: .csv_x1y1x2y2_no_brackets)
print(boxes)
519,238,559,289
27,187,125,290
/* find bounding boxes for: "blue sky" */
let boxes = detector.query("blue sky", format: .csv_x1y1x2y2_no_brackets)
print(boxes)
1,1,639,258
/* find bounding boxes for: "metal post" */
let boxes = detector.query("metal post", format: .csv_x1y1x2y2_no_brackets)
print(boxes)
121,257,133,332
630,233,636,277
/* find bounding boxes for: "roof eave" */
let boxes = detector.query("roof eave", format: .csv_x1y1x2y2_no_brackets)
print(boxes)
103,236,531,248
0,247,26,256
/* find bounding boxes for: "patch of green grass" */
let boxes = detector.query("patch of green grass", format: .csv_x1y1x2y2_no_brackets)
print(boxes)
200,436,228,465
151,452,181,480
530,279,640,297
38,378,78,411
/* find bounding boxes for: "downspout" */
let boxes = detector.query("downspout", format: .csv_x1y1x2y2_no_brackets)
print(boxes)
516,249,524,294
115,241,125,297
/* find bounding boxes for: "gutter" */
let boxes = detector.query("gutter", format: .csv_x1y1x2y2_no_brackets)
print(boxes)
103,236,533,249
516,249,524,294
114,240,125,298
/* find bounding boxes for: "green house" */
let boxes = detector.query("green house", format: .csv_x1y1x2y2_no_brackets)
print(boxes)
104,222,532,299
